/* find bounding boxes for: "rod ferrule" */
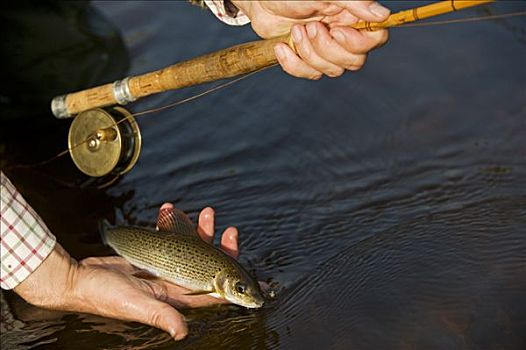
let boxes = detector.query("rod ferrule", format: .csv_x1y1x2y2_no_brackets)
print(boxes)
113,77,136,105
51,95,71,119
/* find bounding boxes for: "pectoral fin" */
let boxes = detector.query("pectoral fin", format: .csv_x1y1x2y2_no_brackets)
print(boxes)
183,289,214,296
132,270,159,280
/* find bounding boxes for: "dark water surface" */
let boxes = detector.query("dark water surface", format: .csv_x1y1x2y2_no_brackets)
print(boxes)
2,1,526,349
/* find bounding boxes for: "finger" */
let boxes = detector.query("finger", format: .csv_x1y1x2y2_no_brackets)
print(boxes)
220,227,239,259
140,299,188,340
330,27,389,55
197,207,215,243
335,1,391,22
127,279,187,340
324,8,359,28
259,281,270,292
291,24,344,77
306,22,365,71
274,43,322,80
160,202,174,211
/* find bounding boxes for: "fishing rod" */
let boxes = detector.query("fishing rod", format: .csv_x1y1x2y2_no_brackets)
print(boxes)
48,0,495,178
51,0,495,118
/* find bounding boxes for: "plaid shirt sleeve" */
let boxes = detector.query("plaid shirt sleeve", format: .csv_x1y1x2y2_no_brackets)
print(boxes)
203,0,250,26
1,172,56,290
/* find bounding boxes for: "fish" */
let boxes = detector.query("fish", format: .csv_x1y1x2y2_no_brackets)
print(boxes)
99,207,264,309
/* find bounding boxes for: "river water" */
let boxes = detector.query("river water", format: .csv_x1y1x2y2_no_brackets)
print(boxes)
1,1,525,349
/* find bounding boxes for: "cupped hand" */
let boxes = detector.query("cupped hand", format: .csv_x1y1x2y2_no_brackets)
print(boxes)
14,204,240,341
231,0,390,79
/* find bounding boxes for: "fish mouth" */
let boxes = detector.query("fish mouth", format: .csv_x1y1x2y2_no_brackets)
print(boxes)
240,299,265,309
245,302,264,309
227,297,264,309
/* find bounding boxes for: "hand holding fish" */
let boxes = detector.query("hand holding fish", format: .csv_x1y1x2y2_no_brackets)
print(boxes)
231,0,390,79
14,205,249,341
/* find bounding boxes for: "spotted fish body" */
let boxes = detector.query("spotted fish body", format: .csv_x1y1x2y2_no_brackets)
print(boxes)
101,208,264,308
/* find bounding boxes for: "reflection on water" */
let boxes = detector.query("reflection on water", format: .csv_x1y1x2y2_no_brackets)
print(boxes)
1,292,64,350
1,1,526,349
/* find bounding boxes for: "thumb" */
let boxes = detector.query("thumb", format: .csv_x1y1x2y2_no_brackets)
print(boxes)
336,1,390,22
137,299,188,340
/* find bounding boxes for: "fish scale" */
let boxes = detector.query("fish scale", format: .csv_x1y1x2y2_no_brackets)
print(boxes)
107,227,233,288
100,207,264,308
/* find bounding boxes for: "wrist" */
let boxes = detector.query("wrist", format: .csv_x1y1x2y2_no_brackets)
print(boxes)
204,0,250,26
14,244,79,310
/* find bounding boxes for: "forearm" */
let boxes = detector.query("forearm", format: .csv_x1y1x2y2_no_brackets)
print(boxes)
1,172,79,310
1,171,57,290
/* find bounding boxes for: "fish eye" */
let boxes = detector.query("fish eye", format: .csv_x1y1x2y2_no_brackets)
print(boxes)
235,282,246,294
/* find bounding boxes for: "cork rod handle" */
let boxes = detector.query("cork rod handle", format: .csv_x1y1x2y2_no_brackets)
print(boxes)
51,0,493,118
51,34,292,118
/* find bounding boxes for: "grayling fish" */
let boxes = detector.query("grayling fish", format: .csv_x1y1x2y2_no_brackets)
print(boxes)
100,207,264,308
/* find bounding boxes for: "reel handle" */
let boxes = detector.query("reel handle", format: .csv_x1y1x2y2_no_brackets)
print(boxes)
51,0,493,119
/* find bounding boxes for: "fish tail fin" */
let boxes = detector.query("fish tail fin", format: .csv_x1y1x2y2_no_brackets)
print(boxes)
98,219,111,245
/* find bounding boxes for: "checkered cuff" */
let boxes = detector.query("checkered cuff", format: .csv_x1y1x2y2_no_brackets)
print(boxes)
204,0,250,26
1,172,56,290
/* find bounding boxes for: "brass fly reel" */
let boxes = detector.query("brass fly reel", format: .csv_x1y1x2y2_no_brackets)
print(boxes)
68,107,141,177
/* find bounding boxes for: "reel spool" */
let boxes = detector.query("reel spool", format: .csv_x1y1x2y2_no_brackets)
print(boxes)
68,107,141,177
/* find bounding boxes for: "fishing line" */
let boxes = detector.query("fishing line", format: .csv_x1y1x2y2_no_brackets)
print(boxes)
5,139,87,170
62,10,526,156
7,10,525,174
5,66,273,174
122,66,273,121
88,66,274,189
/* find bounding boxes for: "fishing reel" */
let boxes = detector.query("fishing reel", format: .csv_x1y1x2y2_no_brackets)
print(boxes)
67,107,141,178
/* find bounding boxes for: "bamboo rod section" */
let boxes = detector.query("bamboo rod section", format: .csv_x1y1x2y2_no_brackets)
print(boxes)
51,0,494,118
353,0,494,30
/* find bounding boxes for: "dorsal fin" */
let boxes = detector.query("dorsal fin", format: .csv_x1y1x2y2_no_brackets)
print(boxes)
156,207,197,235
